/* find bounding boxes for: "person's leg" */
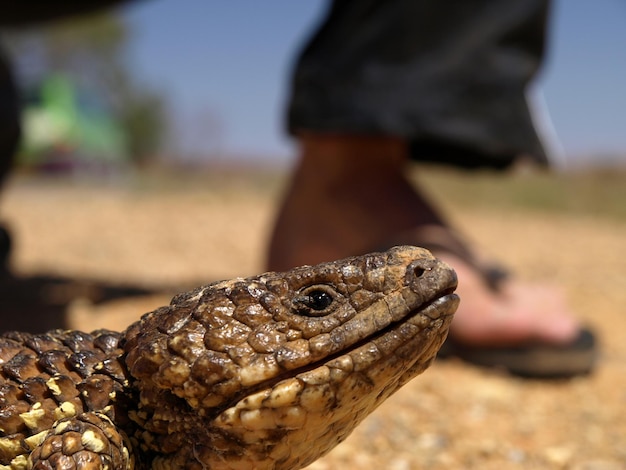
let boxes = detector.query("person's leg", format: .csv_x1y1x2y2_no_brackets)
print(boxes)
268,133,442,270
269,0,596,376
272,0,551,267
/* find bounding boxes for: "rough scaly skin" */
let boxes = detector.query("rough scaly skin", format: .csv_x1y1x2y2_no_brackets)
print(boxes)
0,246,458,469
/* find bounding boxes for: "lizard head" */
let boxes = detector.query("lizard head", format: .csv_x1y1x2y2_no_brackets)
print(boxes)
124,245,458,469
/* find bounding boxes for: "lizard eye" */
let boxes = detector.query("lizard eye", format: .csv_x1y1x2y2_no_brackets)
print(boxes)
294,285,338,317
304,290,333,310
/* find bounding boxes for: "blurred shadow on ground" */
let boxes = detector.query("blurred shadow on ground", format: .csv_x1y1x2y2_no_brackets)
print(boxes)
0,271,171,334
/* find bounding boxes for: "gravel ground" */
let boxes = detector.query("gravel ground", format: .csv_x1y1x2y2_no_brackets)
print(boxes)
1,172,625,469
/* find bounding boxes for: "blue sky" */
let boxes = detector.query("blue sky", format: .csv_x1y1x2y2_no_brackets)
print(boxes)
122,0,626,168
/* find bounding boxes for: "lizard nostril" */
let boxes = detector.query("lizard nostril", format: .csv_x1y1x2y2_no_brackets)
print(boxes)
406,259,433,285
413,266,426,278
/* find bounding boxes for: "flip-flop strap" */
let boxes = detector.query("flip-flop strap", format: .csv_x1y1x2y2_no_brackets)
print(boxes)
377,225,509,291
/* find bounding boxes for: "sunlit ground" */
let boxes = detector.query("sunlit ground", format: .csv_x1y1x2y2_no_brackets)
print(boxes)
1,165,625,468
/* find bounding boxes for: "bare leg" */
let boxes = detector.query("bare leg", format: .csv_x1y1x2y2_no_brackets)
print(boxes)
268,133,442,270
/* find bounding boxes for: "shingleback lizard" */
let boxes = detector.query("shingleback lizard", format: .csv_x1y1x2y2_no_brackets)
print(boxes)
0,245,458,469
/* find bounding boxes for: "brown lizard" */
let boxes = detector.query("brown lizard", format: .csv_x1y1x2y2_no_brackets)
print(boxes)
0,246,458,469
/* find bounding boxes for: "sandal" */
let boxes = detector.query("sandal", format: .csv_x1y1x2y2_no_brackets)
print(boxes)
379,226,598,378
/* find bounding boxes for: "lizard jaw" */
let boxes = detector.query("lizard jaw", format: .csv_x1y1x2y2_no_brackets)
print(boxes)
209,291,458,468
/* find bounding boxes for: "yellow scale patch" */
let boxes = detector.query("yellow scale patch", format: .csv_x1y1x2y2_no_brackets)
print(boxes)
18,403,45,430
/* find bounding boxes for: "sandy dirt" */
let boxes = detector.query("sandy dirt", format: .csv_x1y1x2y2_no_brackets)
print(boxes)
1,171,624,469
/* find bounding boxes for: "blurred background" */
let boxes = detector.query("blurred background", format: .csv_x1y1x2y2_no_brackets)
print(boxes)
1,1,626,466
3,0,625,172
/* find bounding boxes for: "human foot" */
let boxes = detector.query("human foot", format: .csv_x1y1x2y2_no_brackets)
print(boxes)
378,224,583,347
435,251,580,347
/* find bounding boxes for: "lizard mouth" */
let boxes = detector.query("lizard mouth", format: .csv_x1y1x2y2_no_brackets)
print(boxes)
215,290,458,418
320,290,459,373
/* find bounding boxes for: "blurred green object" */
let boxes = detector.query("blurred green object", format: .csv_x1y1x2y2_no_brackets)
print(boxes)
19,74,128,171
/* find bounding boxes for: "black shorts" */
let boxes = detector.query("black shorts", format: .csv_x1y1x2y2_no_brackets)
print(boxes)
287,0,551,169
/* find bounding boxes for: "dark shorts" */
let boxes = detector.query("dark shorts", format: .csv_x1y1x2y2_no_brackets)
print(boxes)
286,0,551,169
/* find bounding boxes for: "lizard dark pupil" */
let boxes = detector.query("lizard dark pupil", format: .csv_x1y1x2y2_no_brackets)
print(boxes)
305,290,333,310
